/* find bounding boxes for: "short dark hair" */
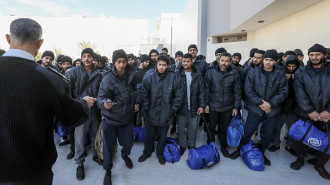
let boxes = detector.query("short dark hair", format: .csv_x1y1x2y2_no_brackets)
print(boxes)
256,50,265,55
220,52,232,60
183,53,192,60
284,50,296,57
162,48,168,52
10,18,42,45
157,55,170,65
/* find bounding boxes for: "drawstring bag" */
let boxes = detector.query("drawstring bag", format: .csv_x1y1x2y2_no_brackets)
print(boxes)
227,115,244,147
240,140,264,171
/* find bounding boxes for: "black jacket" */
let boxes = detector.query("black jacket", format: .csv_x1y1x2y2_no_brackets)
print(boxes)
244,65,288,117
139,69,184,126
175,66,206,116
98,67,136,126
177,58,209,76
204,65,241,112
294,61,330,119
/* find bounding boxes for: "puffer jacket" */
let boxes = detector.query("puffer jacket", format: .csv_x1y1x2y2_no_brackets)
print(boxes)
139,69,184,126
97,66,135,126
176,65,206,116
204,65,241,112
177,58,209,76
294,61,330,119
244,65,288,117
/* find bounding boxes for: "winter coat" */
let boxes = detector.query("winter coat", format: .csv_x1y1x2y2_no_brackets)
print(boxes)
294,61,330,119
175,66,206,116
139,69,184,126
204,65,241,112
244,65,288,117
177,58,209,76
97,67,136,126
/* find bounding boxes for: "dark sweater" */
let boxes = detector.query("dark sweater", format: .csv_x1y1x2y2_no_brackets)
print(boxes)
0,56,88,182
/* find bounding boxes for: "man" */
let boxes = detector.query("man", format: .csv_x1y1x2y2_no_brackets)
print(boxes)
204,52,241,158
73,58,82,67
54,54,64,73
66,48,102,180
210,47,227,68
243,48,259,68
148,49,159,70
170,51,183,71
98,49,138,185
294,49,305,67
40,50,55,68
129,54,150,126
138,55,184,165
277,50,296,70
93,53,101,68
162,47,175,65
231,49,288,167
0,18,88,185
127,53,138,68
231,52,245,81
176,53,206,155
268,55,300,154
290,44,330,180
61,56,73,72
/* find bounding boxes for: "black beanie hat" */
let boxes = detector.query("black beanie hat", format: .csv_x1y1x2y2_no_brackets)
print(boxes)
215,47,227,55
162,48,168,52
112,49,127,64
175,51,183,57
286,55,299,66
278,52,284,59
81,48,94,59
41,50,55,59
188,44,198,51
56,54,64,64
264,49,278,61
149,49,159,57
93,53,100,61
140,54,150,62
284,50,296,57
308,44,326,55
250,48,259,57
232,53,241,59
294,49,303,56
61,56,73,65
127,54,135,60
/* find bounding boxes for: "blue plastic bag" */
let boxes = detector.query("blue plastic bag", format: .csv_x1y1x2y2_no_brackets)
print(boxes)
240,140,264,171
227,115,244,147
163,137,181,163
187,142,220,169
134,125,145,142
57,123,67,137
289,119,330,155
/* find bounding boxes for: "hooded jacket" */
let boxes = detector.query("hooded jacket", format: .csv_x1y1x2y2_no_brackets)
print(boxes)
244,64,288,117
97,66,136,126
204,64,241,112
139,69,184,126
294,60,330,120
175,65,206,116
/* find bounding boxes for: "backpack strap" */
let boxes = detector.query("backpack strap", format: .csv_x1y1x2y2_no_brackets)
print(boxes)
299,121,313,143
200,158,208,169
167,146,174,163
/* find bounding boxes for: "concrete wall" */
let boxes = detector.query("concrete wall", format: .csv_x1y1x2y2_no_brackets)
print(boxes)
206,0,330,64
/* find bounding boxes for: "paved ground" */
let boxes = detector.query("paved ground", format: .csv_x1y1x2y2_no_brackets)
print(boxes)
53,126,330,185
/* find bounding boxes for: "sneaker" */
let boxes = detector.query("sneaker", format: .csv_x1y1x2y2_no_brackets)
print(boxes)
285,146,297,156
290,157,304,170
263,154,271,166
221,148,230,158
76,165,85,180
315,163,330,180
59,139,70,146
307,158,317,165
230,150,240,160
103,170,112,185
180,147,186,156
138,154,151,162
157,155,166,165
121,155,133,169
66,150,75,160
268,145,280,152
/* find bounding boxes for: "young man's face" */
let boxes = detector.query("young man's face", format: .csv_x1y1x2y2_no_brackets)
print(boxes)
297,55,304,62
41,56,53,67
309,52,324,65
157,60,169,74
175,55,182,62
188,48,198,58
150,52,158,62
92,60,99,66
62,62,72,70
263,58,276,71
82,53,94,68
141,60,150,69
162,50,168,55
182,57,192,70
128,58,136,65
287,64,298,73
75,61,81,67
114,58,127,74
219,56,231,71
232,56,241,65
215,53,222,61
253,53,263,66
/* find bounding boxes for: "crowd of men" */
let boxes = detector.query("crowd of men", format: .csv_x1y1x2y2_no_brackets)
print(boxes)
1,18,330,185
